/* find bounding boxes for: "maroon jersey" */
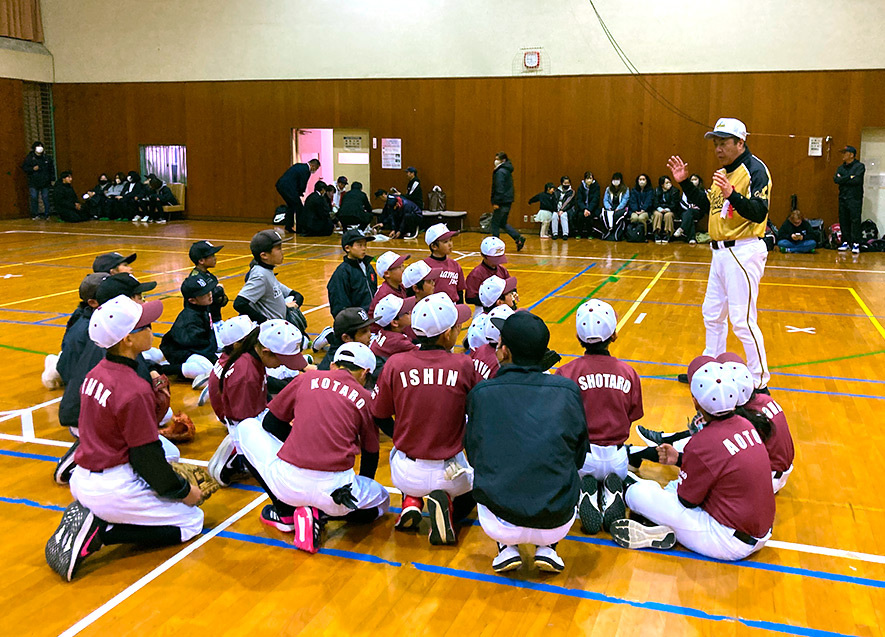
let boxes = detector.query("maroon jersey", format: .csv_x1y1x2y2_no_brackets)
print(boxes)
207,351,267,424
270,369,378,472
372,348,480,460
369,281,407,315
465,262,510,306
75,358,159,471
746,393,794,473
370,328,416,359
678,414,776,538
555,354,643,446
423,255,465,303
470,343,500,380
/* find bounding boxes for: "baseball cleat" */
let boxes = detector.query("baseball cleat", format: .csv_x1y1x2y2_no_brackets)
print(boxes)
492,544,522,573
578,475,602,534
191,371,211,390
207,435,237,487
610,518,676,550
45,501,103,581
394,496,424,531
533,544,565,573
197,386,210,407
636,426,665,447
292,506,324,553
260,504,295,533
312,326,334,352
677,373,689,384
427,490,456,545
600,473,626,532
42,354,62,390
54,439,80,485
837,242,849,251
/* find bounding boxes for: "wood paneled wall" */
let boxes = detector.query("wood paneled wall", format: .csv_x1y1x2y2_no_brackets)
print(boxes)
0,78,29,219
44,70,885,228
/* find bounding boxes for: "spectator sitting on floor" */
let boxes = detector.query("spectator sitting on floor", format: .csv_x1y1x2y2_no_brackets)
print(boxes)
54,171,91,223
300,181,335,236
776,210,816,253
159,273,218,383
337,181,373,231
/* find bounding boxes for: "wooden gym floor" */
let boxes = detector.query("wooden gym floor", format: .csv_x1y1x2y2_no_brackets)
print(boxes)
1,218,884,637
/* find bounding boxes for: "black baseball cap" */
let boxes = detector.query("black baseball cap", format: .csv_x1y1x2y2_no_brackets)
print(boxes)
492,310,550,364
333,307,376,338
181,272,214,300
93,252,136,273
95,273,157,305
250,229,283,258
189,240,223,264
840,145,857,155
342,228,376,249
337,176,348,185
79,272,108,302
406,166,417,173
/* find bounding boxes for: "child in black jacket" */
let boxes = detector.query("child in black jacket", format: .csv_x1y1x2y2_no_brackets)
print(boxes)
160,273,218,385
528,183,557,239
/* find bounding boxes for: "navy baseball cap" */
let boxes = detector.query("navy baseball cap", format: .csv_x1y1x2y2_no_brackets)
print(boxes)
96,273,157,305
840,145,857,155
342,228,376,249
493,310,549,364
189,240,223,264
93,252,136,273
181,273,214,300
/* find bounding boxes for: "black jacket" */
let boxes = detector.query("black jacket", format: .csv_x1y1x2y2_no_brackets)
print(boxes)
653,186,681,211
556,186,576,212
188,267,228,322
53,181,82,220
576,181,600,214
465,364,588,529
338,185,373,227
777,218,813,242
628,185,655,212
834,160,865,202
159,302,218,367
276,163,311,201
393,198,423,235
301,191,334,236
326,255,378,317
528,191,557,211
491,160,515,205
21,151,54,188
405,177,424,209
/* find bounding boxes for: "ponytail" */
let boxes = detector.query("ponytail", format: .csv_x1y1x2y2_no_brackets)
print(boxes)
735,406,773,442
218,327,261,394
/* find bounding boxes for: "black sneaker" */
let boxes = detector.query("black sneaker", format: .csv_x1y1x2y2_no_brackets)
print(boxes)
578,475,602,534
636,425,665,446
516,236,526,252
610,518,676,551
427,490,456,545
756,387,770,395
677,373,689,384
600,473,626,532
45,501,103,581
220,454,252,486
54,439,80,485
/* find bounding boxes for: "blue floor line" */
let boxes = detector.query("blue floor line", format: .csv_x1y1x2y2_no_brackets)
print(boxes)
527,263,597,311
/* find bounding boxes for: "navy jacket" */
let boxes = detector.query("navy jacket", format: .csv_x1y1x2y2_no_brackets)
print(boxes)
276,163,311,201
21,151,54,188
491,160,515,205
465,364,588,529
628,186,655,212
326,255,378,317
653,186,681,211
576,181,601,214
160,302,217,366
834,160,865,203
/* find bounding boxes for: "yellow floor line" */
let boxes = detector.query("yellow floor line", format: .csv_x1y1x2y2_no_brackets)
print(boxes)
616,262,671,331
849,287,885,342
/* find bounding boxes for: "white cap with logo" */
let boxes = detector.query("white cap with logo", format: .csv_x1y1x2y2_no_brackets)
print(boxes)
333,341,376,374
411,292,472,337
479,275,517,308
425,222,458,246
216,315,257,348
484,304,515,344
373,294,417,328
402,261,439,289
690,362,741,416
704,117,747,141
89,295,164,349
258,319,307,370
375,251,409,279
480,236,507,265
576,299,617,344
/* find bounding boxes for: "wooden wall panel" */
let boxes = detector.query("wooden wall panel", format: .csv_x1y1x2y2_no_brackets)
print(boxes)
47,70,885,229
0,78,29,219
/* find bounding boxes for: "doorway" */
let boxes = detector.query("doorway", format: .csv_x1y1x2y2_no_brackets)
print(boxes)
860,128,885,230
292,128,371,198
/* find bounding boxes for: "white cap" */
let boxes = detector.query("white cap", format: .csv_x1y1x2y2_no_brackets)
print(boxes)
333,341,376,374
704,117,747,141
484,304,515,344
411,292,472,338
723,361,754,406
373,294,417,327
425,222,458,246
467,313,489,351
479,275,517,308
479,236,507,265
258,319,307,370
375,251,409,279
690,362,740,416
402,261,439,289
216,315,257,348
576,299,617,343
89,295,164,349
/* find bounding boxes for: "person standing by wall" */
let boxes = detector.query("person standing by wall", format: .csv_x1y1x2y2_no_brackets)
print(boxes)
404,167,424,209
834,145,865,254
490,152,526,252
276,158,320,234
22,141,54,219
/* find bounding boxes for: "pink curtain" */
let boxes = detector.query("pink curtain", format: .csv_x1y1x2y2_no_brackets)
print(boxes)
0,0,43,42
142,145,187,184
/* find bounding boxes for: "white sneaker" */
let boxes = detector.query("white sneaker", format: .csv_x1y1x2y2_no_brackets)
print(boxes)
533,545,565,573
42,354,62,390
312,326,334,352
132,216,142,222
688,238,697,245
610,518,676,550
156,218,167,224
197,386,210,406
492,544,522,573
192,371,211,390
837,242,850,251
852,244,860,254
673,227,684,238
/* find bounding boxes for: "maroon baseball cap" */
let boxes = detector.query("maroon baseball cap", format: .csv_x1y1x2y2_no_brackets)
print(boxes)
716,352,745,365
686,355,717,384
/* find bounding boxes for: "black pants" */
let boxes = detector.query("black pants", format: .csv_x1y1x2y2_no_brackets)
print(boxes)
276,184,303,231
571,209,596,238
838,198,862,245
680,208,704,239
491,205,522,243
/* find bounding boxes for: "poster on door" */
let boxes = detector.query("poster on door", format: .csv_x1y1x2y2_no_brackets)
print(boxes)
381,138,402,169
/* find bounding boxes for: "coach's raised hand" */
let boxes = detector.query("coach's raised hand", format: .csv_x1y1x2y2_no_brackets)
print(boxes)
667,156,689,183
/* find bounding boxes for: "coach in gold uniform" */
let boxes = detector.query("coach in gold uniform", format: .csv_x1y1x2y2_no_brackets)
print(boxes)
668,118,771,390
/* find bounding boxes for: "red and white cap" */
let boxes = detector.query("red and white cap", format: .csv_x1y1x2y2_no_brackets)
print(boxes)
411,292,472,338
216,315,257,348
704,117,747,141
402,261,440,289
375,251,409,279
717,352,754,406
484,304,515,344
480,236,507,265
467,313,489,350
373,294,417,327
425,222,458,246
258,319,307,371
686,355,717,384
690,361,741,416
333,341,376,374
89,295,163,349
479,275,517,308
576,299,617,344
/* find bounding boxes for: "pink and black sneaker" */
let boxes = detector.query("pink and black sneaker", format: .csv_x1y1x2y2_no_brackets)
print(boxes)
292,506,324,553
394,495,424,531
45,501,103,581
260,504,295,533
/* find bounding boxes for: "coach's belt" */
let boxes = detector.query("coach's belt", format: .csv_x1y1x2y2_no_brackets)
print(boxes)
733,529,761,546
710,237,761,250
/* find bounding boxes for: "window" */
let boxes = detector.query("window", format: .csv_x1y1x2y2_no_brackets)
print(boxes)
139,145,187,184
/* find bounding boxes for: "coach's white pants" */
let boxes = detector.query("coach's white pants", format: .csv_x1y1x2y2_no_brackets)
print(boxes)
181,354,214,379
477,504,574,547
552,211,569,237
389,448,473,499
702,237,770,387
238,418,389,517
578,444,628,480
773,464,793,494
625,476,769,561
70,464,204,541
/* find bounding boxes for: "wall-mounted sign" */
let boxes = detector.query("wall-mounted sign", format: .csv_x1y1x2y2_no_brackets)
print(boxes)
381,138,401,169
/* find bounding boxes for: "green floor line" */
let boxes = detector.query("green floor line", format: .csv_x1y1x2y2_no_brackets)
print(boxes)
0,343,52,356
653,348,885,378
555,254,637,323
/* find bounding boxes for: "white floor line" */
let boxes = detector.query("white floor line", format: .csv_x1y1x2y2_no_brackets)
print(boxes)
302,303,329,315
58,494,267,637
634,313,647,324
0,433,208,466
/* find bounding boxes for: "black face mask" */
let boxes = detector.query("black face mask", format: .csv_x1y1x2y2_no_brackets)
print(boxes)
99,179,108,184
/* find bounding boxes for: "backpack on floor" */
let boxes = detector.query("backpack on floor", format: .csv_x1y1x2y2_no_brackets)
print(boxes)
272,205,287,225
807,218,825,247
624,222,646,243
826,223,842,249
867,238,885,252
763,220,777,251
479,212,493,233
860,219,879,242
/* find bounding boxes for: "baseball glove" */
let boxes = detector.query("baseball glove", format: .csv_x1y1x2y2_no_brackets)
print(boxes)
169,462,219,506
152,374,171,423
159,412,195,443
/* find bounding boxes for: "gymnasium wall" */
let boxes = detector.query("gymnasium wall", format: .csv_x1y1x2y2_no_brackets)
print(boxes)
40,0,884,82
0,78,29,219
50,70,885,228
